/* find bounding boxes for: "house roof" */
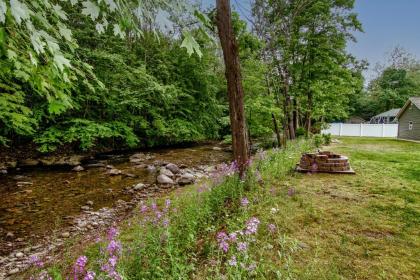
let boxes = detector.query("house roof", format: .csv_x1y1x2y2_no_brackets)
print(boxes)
372,108,401,118
397,96,420,119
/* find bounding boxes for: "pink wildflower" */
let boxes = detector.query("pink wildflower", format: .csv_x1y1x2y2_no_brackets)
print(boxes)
245,217,260,235
240,197,249,207
237,242,248,252
216,231,229,253
228,255,237,266
268,223,276,233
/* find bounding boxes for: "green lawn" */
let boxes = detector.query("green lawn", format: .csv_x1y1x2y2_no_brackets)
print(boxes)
249,137,420,279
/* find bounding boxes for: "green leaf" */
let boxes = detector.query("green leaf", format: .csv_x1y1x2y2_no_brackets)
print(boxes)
81,0,100,21
52,4,67,20
58,24,72,41
53,53,71,72
0,0,6,23
10,0,31,25
180,31,202,58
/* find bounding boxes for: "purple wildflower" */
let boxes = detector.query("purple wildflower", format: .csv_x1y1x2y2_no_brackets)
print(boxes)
107,227,119,241
240,197,249,207
237,242,248,252
228,232,237,242
268,223,276,233
216,231,229,253
29,255,44,268
162,218,170,228
151,202,157,211
140,205,148,213
245,217,260,235
165,199,171,208
228,255,237,266
73,256,88,280
287,188,296,196
84,271,95,280
107,240,122,255
247,262,257,271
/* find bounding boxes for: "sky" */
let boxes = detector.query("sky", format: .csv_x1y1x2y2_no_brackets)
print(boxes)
200,0,420,83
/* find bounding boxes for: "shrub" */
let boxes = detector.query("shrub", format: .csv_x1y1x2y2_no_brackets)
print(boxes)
295,127,306,138
322,133,332,145
313,134,324,148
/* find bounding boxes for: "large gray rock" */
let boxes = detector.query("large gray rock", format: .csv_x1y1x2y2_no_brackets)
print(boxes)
157,174,175,185
133,183,145,190
166,163,181,174
178,173,195,185
160,167,174,178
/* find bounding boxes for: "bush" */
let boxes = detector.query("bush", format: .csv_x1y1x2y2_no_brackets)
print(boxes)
295,127,306,138
322,133,332,145
313,134,324,148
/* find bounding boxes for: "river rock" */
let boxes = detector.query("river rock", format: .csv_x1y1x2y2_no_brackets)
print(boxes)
8,268,19,275
61,232,70,238
0,169,7,174
108,169,122,176
6,161,17,168
85,163,106,168
178,173,195,185
81,206,90,211
160,167,174,178
6,232,14,239
86,201,94,206
72,165,85,172
212,146,223,151
157,174,175,185
15,252,24,258
166,163,180,174
133,183,145,190
146,165,157,173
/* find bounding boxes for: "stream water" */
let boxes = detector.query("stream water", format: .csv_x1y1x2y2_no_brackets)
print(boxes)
0,144,231,257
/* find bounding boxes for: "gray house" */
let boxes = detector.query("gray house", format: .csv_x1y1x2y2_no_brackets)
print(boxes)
397,97,420,140
369,108,400,124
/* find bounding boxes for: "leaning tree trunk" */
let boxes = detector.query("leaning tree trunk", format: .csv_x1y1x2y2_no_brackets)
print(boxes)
216,0,250,177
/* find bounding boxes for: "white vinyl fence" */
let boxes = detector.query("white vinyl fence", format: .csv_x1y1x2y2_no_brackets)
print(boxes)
322,123,398,137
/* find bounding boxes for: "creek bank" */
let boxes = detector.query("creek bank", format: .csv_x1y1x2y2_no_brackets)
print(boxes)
0,144,231,278
0,163,217,279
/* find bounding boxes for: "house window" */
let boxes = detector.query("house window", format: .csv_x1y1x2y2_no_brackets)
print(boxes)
409,121,413,130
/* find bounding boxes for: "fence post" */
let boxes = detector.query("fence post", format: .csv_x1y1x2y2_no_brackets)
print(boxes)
339,123,343,136
382,123,385,137
360,123,363,136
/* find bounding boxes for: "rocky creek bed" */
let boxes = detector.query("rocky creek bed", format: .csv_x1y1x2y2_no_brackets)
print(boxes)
0,144,231,278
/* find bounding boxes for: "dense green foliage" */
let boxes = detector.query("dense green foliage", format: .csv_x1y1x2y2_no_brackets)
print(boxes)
352,51,420,120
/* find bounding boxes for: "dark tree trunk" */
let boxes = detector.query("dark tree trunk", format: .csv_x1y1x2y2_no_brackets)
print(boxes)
293,98,298,133
216,0,250,177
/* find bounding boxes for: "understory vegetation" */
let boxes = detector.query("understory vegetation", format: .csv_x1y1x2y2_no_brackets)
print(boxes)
28,137,420,279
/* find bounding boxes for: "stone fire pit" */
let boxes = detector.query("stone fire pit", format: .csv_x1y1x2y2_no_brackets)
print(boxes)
296,151,355,174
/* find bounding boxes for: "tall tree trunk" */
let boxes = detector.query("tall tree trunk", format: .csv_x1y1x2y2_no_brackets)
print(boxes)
293,98,298,133
216,0,250,177
305,89,313,135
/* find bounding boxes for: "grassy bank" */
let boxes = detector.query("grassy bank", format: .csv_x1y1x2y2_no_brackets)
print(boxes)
31,137,419,279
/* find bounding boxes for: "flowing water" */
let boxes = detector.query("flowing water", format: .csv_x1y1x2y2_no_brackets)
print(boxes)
0,144,231,256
